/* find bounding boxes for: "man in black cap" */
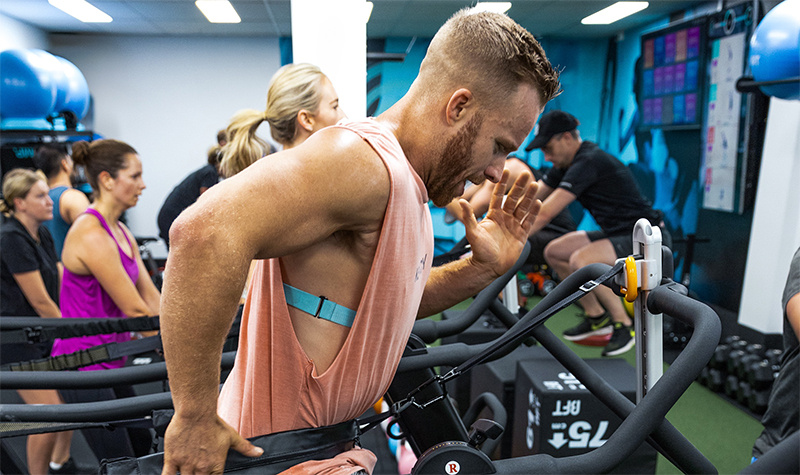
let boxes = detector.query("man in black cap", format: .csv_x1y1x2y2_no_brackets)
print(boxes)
526,110,669,356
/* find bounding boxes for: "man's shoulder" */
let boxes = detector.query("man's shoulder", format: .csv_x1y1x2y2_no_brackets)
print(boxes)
575,142,620,165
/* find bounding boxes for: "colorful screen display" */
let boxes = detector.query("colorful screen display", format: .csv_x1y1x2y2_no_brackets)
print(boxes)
640,19,705,128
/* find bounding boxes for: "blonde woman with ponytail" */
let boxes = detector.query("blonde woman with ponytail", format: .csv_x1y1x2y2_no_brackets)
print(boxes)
219,63,346,307
220,63,345,177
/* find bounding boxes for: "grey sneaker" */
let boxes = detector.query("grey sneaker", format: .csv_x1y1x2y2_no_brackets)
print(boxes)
563,312,613,341
602,321,635,356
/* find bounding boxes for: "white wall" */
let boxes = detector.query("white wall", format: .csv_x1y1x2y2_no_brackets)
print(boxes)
739,98,800,333
48,35,282,246
0,12,48,51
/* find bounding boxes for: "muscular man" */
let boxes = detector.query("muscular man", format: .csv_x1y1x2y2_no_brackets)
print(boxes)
526,110,669,357
160,8,560,475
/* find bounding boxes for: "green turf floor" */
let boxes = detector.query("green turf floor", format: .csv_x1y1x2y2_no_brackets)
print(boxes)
435,296,764,474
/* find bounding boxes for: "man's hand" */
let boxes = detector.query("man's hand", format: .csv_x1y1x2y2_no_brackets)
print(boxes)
459,170,540,278
162,414,263,475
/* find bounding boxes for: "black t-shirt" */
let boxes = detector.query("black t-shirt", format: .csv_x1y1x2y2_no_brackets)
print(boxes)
0,215,60,316
526,164,577,234
752,247,800,458
157,164,220,242
543,141,662,235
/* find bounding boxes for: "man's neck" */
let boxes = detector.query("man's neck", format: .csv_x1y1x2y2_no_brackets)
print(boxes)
377,93,435,185
566,138,583,166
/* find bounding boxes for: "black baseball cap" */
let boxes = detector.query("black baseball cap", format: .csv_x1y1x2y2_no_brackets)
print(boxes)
526,110,579,151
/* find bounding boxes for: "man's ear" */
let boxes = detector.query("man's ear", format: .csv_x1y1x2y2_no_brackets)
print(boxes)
297,110,314,133
445,88,473,125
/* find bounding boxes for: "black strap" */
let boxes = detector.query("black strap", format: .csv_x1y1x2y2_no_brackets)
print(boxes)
0,316,160,344
2,335,163,372
2,314,243,372
355,399,414,437
400,260,627,405
0,417,156,438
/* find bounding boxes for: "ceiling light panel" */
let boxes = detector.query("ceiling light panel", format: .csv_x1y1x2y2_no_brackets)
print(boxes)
195,0,241,24
48,0,112,23
582,1,649,25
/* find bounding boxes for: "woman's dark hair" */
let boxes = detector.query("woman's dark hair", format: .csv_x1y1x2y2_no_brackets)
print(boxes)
71,139,137,192
33,143,69,179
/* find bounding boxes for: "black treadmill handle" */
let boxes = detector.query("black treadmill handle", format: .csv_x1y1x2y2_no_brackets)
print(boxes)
398,263,611,373
494,283,721,474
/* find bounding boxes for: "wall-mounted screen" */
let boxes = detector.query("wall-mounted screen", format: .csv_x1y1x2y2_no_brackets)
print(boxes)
639,17,708,129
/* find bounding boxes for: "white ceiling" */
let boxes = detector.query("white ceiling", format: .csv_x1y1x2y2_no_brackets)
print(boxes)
0,0,708,39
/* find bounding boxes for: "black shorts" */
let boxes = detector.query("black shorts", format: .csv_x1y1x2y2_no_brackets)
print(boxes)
587,225,672,259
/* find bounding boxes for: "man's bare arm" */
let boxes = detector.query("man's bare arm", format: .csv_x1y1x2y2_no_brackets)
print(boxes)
160,128,389,474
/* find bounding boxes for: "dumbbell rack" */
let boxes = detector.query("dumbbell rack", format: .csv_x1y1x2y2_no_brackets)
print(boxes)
696,334,783,418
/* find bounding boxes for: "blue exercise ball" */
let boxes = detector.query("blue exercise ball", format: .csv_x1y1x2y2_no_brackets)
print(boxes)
0,49,60,119
749,0,800,100
54,56,90,120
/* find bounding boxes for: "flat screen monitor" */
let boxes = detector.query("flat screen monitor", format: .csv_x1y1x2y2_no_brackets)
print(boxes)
638,16,708,129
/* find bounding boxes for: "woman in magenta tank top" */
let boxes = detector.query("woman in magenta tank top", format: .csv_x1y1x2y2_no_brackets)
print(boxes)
51,139,161,460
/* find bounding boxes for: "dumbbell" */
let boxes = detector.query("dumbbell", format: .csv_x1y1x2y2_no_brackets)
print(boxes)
724,374,739,397
724,335,743,346
728,349,748,375
729,339,749,352
737,353,763,380
765,348,783,366
745,343,766,358
748,359,775,390
737,380,752,404
709,343,731,371
707,368,725,392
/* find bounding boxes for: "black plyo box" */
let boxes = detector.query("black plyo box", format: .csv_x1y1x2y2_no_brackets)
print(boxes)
512,357,656,473
470,345,552,460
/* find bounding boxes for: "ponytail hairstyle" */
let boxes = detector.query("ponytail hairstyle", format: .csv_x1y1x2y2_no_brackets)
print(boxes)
71,139,137,193
219,63,326,178
219,109,271,178
32,143,69,180
1,168,47,216
264,63,326,145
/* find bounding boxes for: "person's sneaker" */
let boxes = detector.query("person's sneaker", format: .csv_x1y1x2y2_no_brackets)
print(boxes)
49,457,94,475
49,457,77,474
563,312,613,341
602,321,635,356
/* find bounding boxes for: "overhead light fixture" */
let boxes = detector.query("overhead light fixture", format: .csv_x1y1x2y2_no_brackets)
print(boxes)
582,1,649,25
195,0,241,24
48,0,112,23
366,1,374,23
473,2,512,14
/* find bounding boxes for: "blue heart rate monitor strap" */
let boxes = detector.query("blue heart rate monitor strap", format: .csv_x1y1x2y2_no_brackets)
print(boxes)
283,283,357,328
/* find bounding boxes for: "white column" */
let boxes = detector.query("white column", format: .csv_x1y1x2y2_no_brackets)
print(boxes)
291,0,367,119
739,98,800,333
